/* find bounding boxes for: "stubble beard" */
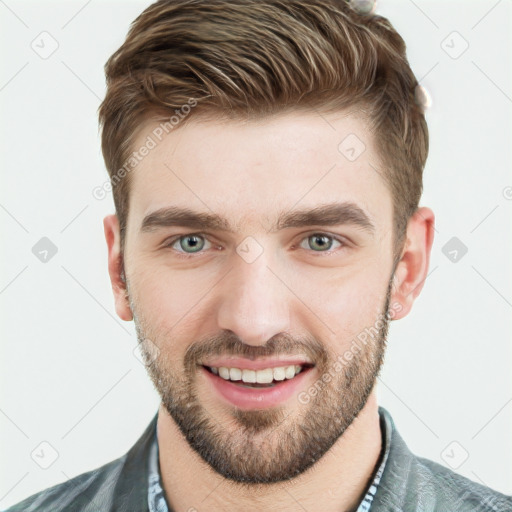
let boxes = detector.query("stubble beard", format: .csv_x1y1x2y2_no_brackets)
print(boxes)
132,279,393,485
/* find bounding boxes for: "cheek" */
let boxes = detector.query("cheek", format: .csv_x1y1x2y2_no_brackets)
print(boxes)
132,257,213,311
296,266,388,347
129,265,214,349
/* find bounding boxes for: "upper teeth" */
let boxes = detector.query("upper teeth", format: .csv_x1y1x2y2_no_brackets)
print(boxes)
210,365,303,383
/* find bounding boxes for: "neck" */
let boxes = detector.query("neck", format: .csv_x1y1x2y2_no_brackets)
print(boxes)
157,390,382,512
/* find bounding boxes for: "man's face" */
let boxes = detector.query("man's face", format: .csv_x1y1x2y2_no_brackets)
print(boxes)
122,111,397,484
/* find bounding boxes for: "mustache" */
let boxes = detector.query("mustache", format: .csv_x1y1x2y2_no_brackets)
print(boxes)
183,331,329,373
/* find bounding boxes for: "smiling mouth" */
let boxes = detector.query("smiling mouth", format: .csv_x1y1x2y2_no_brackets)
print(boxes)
202,363,315,388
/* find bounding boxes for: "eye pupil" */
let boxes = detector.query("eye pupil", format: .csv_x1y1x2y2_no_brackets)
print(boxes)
180,235,204,253
309,234,332,251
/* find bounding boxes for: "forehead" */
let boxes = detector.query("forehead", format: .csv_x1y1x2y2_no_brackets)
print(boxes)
126,110,392,234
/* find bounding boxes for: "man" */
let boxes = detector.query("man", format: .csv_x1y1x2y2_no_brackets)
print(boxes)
4,0,511,511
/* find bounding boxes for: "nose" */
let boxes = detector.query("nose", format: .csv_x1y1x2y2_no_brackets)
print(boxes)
216,251,290,347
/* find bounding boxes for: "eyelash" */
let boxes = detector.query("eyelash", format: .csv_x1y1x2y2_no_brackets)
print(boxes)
162,232,348,259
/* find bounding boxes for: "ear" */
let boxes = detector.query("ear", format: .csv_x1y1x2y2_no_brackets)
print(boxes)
390,207,435,320
103,214,133,321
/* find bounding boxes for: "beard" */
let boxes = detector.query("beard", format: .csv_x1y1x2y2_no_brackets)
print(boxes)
130,276,393,486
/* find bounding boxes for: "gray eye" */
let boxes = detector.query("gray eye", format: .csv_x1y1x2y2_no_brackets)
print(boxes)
177,235,207,253
301,234,341,252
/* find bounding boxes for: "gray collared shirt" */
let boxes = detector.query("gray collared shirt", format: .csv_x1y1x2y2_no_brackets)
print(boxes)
148,410,392,512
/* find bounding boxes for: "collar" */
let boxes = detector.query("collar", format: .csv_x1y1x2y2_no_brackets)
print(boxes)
148,407,393,512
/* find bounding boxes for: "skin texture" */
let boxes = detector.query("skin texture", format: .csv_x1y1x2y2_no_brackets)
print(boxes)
104,110,435,511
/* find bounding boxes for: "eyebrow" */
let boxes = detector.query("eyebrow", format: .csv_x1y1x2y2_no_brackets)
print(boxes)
140,202,376,236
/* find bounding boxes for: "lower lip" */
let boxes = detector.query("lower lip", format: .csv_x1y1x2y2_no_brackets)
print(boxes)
201,366,314,410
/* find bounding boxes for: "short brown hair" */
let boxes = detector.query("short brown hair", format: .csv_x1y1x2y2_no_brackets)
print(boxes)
98,0,428,267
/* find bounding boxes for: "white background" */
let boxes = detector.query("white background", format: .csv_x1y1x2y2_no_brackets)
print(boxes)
1,0,511,508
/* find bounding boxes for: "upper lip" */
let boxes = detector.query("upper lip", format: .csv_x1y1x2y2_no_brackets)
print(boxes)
201,357,314,371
